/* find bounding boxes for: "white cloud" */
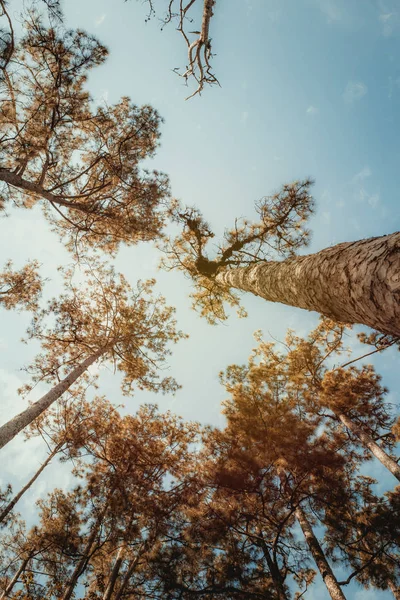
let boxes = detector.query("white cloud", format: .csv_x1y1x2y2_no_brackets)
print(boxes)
350,167,380,209
343,80,367,103
95,13,106,27
322,211,331,224
306,105,318,115
352,166,371,183
379,1,400,36
314,0,343,23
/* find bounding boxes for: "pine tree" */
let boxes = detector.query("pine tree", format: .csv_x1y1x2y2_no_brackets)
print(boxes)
161,183,400,336
0,262,185,449
213,328,400,598
0,260,42,311
0,3,169,254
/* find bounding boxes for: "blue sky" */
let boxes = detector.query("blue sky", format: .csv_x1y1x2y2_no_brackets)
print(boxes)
1,0,400,598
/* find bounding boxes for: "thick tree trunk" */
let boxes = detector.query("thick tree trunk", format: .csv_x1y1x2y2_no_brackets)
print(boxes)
0,443,62,524
216,232,400,336
337,412,400,482
295,506,346,600
102,544,125,600
0,347,106,450
0,554,31,599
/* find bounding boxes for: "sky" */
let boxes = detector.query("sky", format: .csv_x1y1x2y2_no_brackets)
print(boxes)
1,0,400,598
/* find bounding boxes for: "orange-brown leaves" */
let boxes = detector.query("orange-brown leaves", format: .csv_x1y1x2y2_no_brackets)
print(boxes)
160,180,314,323
22,261,186,396
321,366,386,416
0,260,42,311
0,10,168,253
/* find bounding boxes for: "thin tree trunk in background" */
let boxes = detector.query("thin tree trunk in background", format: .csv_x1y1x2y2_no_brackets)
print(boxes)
0,554,31,599
0,443,63,525
258,535,288,599
0,347,106,450
216,232,400,336
102,544,126,600
388,580,400,600
337,412,400,482
295,506,346,600
113,552,144,600
61,503,108,600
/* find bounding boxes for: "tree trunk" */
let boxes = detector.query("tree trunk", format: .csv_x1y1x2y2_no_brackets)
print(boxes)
295,506,346,600
0,347,106,451
0,554,31,599
0,442,62,524
113,551,144,600
388,580,400,600
61,504,108,600
216,232,400,336
257,534,288,600
102,544,125,600
337,412,400,482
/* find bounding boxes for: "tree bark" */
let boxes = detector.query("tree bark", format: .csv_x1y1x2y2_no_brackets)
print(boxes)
0,347,106,451
0,554,31,599
216,232,400,336
337,412,400,482
0,442,62,524
113,555,142,600
61,503,108,600
295,506,346,600
259,539,288,600
102,544,125,600
388,580,400,600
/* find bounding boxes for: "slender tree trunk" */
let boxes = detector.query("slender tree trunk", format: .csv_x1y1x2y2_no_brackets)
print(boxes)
295,506,346,600
337,412,400,482
258,538,288,600
61,504,108,600
0,554,31,599
0,347,106,451
113,551,144,600
388,580,400,600
102,544,125,600
216,232,400,336
0,443,62,525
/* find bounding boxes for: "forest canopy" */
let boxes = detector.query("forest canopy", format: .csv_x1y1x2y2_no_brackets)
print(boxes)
0,1,399,599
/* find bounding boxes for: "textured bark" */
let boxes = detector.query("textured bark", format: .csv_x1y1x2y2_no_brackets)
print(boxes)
0,348,106,451
102,545,126,600
0,443,62,524
200,0,215,42
337,412,400,482
216,232,400,336
0,554,31,599
295,506,346,600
